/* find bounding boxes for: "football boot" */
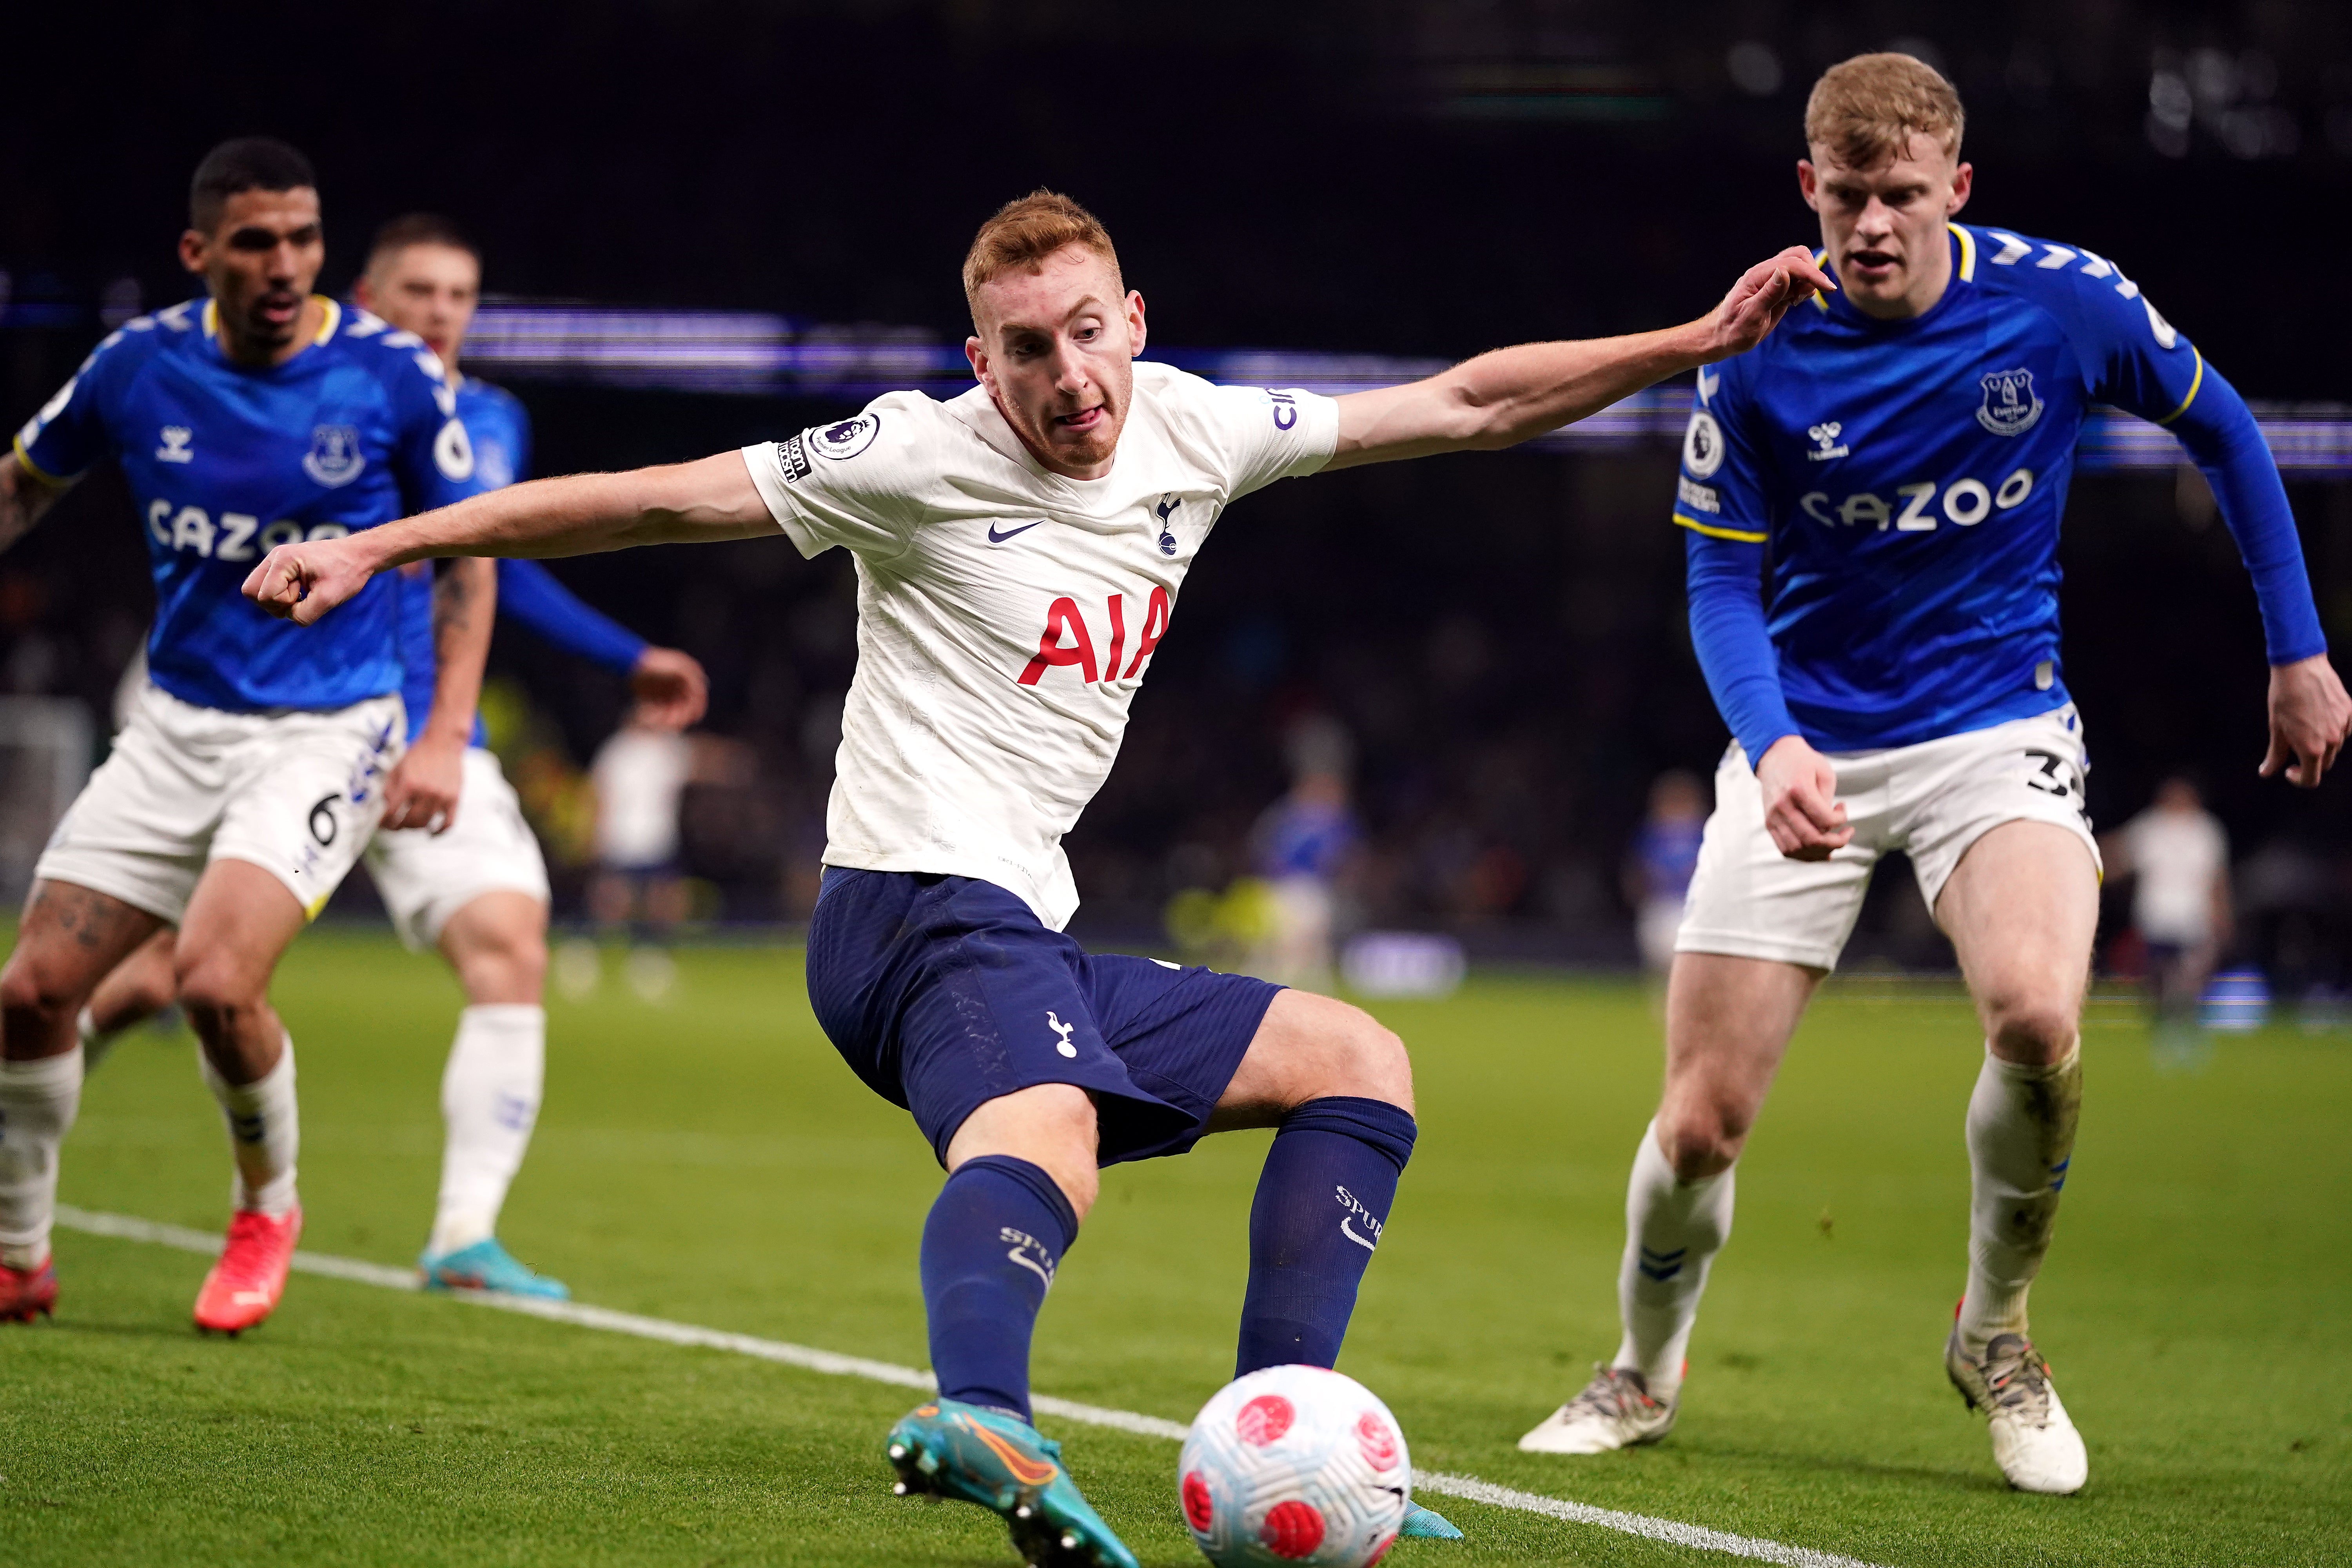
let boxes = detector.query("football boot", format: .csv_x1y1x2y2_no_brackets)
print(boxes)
886,1398,1137,1568
1,1258,57,1323
1945,1328,2088,1494
1518,1363,1679,1454
192,1205,301,1335
419,1237,570,1299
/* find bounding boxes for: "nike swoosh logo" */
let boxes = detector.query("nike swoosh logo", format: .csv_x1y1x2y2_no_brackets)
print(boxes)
964,1419,1062,1485
1340,1218,1378,1252
987,521,1044,543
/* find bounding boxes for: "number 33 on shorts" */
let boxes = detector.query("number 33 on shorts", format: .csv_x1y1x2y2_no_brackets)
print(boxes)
2022,746,2086,815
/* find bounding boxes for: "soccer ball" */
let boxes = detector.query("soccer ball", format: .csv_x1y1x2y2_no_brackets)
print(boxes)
1177,1364,1411,1566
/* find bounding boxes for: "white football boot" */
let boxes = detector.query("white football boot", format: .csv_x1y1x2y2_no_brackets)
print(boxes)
1944,1329,2089,1494
1518,1364,1678,1454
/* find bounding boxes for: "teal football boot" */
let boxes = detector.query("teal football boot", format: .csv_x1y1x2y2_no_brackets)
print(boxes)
886,1399,1138,1568
418,1238,570,1299
1401,1501,1465,1539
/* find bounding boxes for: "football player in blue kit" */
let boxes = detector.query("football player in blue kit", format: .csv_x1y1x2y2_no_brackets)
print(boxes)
247,190,1830,1566
76,214,712,1301
1519,54,2352,1495
0,140,495,1333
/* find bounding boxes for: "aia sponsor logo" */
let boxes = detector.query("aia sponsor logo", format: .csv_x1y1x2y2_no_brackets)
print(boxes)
1016,588,1172,687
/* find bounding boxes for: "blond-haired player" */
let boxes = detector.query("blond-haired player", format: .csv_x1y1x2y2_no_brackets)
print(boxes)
1518,54,2350,1495
245,191,1825,1564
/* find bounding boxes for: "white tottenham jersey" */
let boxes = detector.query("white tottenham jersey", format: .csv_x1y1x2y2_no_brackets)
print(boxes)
740,361,1339,928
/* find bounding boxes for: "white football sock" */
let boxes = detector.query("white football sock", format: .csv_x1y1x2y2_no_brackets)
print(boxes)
1613,1119,1735,1398
77,1006,119,1075
198,1037,299,1216
0,1049,83,1270
427,1005,545,1258
1957,1038,2081,1354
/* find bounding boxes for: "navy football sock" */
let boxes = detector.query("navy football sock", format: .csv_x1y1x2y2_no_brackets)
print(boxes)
920,1154,1079,1424
1236,1096,1417,1376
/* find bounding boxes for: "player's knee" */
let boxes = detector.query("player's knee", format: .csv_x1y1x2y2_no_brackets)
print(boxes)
0,950,84,1026
1261,992,1412,1114
1330,1006,1412,1112
1657,1106,1745,1181
456,925,547,1005
172,948,268,1031
1983,993,2079,1066
948,1083,1100,1220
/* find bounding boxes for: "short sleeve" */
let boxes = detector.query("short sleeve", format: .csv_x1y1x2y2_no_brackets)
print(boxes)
387,345,489,512
1187,382,1340,501
739,392,942,560
13,333,129,483
1672,361,1770,543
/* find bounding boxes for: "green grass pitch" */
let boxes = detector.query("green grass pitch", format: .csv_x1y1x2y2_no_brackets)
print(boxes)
5,930,2348,1566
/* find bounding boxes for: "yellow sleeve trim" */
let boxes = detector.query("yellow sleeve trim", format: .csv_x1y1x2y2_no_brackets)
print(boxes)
1949,223,1976,281
2153,347,2205,426
1674,513,1768,543
9,434,73,487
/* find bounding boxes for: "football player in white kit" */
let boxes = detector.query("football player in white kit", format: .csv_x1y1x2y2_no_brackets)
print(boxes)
247,191,1829,1566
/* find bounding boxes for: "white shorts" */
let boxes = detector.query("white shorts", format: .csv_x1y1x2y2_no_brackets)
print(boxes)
1675,706,2101,972
364,746,550,951
35,683,403,924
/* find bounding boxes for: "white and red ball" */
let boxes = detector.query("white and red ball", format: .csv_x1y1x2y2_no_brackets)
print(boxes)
1177,1365,1410,1566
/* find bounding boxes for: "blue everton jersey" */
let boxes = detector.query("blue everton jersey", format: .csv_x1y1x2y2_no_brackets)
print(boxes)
1672,223,2318,756
13,297,484,713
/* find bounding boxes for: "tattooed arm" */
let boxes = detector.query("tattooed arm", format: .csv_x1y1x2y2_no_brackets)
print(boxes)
382,556,496,833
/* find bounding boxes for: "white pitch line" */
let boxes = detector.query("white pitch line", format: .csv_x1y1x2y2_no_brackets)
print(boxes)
56,1205,1889,1568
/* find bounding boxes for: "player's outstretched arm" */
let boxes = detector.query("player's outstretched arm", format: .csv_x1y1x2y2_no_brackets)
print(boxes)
242,452,772,626
1325,247,1832,470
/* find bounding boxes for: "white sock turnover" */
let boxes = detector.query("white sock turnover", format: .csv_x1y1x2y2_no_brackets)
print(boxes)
0,1048,83,1270
1613,1118,1735,1399
1957,1038,2082,1354
199,1037,299,1216
427,1005,546,1258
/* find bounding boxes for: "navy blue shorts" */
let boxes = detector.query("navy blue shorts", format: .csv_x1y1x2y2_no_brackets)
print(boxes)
806,869,1283,1167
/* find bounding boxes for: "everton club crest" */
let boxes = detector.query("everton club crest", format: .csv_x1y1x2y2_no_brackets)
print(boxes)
1976,368,2043,437
302,424,368,487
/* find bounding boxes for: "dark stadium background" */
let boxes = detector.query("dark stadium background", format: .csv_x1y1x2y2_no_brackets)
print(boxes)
6,0,2352,978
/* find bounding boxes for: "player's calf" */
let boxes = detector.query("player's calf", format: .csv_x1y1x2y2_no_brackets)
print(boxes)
1216,991,1419,1376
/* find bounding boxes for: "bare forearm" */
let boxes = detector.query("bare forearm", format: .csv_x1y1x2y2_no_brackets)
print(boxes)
356,454,771,575
0,456,64,554
421,556,495,742
1328,246,1829,470
1332,327,1704,468
1447,326,1704,450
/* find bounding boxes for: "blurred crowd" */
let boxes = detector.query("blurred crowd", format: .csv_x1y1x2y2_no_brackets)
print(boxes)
9,376,2352,1000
